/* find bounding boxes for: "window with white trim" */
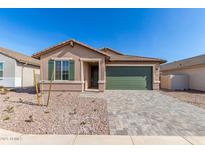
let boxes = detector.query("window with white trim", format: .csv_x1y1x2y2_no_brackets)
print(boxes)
48,60,74,80
0,62,3,80
55,60,70,80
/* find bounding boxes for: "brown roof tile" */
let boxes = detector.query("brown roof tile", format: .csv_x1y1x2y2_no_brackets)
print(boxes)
109,54,166,63
32,39,166,64
161,54,205,71
0,47,40,66
100,47,124,55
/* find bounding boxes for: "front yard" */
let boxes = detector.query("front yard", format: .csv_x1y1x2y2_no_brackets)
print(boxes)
1,89,205,136
0,90,109,135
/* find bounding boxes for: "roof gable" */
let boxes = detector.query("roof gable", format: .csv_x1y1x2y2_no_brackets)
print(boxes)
32,39,109,59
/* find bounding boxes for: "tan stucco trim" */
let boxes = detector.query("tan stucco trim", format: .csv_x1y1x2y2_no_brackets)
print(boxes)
80,58,103,91
106,63,155,66
39,80,84,84
80,58,102,62
80,60,84,82
98,80,105,83
51,57,73,60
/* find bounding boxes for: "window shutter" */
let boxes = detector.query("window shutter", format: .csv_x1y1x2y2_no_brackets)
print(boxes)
48,60,54,80
69,60,75,80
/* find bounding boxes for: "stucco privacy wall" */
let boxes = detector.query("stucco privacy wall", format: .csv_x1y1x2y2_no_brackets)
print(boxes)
106,61,161,90
0,53,16,87
162,64,205,91
40,43,106,91
161,75,171,89
161,74,189,90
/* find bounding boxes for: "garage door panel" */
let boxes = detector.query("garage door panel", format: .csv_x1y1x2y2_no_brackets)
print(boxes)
106,66,152,90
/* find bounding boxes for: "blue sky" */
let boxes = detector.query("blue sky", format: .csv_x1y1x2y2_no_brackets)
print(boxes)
0,9,205,62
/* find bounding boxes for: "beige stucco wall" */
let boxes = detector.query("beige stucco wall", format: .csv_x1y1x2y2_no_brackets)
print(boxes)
39,43,161,91
161,64,205,91
106,61,161,90
40,43,106,91
40,81,83,91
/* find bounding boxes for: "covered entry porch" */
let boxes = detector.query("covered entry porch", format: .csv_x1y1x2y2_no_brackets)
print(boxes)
80,58,105,92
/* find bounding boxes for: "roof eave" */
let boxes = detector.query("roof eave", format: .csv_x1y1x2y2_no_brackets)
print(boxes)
109,59,166,64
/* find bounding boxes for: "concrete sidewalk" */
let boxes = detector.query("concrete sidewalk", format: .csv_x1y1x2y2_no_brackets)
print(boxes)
0,128,205,145
1,134,205,144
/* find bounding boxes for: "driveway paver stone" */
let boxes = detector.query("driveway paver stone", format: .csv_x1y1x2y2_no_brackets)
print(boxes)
80,90,205,136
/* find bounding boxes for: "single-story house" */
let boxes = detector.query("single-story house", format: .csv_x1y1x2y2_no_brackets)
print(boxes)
0,47,40,88
161,54,205,91
32,39,165,92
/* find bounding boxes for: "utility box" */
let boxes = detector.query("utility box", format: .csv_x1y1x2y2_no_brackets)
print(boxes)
161,74,189,90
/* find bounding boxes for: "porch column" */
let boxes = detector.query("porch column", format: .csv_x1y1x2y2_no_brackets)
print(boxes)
98,59,102,81
80,60,84,91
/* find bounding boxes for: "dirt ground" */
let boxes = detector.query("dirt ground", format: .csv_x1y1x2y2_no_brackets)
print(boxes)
161,89,205,110
0,90,109,135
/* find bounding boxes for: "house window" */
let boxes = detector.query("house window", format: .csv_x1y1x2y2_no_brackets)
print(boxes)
55,61,62,80
62,61,69,80
0,62,3,80
48,60,74,80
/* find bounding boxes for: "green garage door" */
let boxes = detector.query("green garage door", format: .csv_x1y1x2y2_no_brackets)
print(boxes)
106,66,152,90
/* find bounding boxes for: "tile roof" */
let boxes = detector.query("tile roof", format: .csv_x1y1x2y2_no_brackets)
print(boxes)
32,39,109,59
100,47,124,55
0,47,40,66
108,54,166,63
32,39,166,64
161,54,205,71
100,47,165,63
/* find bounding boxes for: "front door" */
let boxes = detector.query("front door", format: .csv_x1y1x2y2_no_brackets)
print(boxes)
91,65,99,88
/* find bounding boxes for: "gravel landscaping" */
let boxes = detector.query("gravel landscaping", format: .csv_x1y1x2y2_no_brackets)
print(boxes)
161,90,205,110
0,90,109,135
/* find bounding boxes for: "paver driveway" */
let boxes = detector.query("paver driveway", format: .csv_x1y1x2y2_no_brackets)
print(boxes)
80,90,205,136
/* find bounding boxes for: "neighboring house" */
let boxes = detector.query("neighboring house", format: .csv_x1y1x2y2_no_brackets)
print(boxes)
161,54,205,91
0,47,40,88
32,39,165,92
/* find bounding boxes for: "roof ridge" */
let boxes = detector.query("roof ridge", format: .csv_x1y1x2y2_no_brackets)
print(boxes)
99,47,124,55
